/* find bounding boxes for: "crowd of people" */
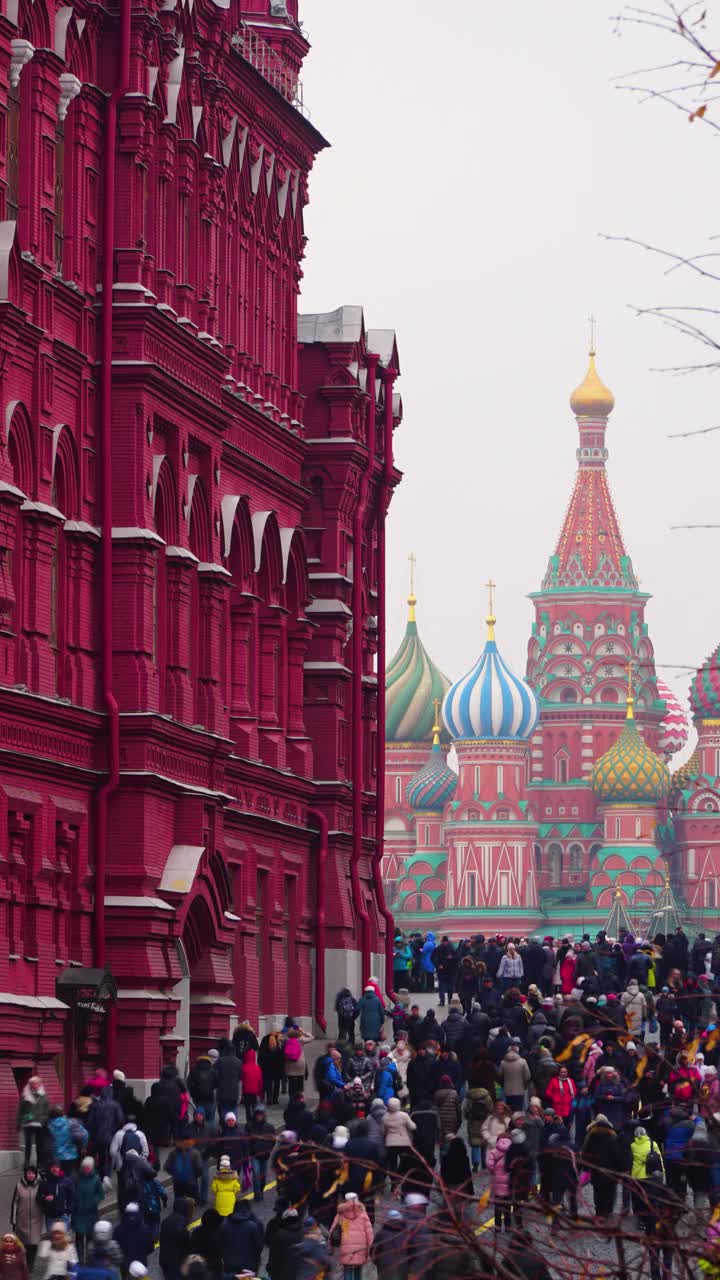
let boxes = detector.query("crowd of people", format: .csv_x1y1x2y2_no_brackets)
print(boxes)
5,925,720,1279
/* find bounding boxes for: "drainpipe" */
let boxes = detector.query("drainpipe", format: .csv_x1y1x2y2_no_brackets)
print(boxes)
96,0,131,1067
373,366,397,994
308,807,328,1032
350,353,379,988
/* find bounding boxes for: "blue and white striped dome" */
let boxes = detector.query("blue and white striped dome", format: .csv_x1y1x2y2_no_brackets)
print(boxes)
442,616,539,742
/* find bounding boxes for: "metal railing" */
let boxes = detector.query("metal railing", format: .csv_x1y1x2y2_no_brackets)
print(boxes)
232,22,309,118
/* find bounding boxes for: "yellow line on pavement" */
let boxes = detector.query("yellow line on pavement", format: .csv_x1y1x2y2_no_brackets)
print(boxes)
154,1180,279,1244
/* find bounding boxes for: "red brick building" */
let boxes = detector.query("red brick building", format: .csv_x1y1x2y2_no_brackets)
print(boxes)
0,0,400,1152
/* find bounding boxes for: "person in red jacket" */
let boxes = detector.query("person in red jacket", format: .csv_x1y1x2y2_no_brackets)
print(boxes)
545,1067,577,1123
241,1050,264,1125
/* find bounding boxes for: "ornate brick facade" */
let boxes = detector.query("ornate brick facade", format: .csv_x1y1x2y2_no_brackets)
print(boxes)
0,0,400,1152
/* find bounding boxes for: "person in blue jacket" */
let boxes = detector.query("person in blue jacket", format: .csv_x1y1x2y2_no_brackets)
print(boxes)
373,1051,399,1104
420,932,437,993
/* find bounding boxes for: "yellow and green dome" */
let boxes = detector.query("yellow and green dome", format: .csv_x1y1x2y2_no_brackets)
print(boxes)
592,695,669,805
386,592,451,743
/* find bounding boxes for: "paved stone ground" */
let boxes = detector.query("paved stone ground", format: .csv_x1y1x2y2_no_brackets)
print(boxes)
0,993,709,1276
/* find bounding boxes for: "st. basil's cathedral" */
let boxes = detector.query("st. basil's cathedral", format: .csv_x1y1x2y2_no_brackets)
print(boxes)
384,347,720,937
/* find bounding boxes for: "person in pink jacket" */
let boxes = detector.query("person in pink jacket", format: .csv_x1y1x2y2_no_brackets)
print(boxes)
330,1192,374,1280
698,1065,720,1119
486,1133,513,1236
583,1041,604,1085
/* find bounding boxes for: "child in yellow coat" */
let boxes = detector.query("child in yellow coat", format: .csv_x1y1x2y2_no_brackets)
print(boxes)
210,1156,241,1217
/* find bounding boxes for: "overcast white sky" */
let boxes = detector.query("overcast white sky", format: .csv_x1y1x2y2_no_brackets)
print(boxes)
299,1,719,720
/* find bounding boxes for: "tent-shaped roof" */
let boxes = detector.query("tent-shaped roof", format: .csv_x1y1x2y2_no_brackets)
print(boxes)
646,876,683,940
604,888,634,938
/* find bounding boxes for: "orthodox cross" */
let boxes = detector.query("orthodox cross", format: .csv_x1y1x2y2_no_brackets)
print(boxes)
626,658,635,699
485,578,496,616
588,313,597,355
408,551,416,596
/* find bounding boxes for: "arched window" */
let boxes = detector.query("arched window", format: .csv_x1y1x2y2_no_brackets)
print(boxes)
534,843,543,873
569,843,583,874
548,843,562,883
555,754,569,784
561,686,578,703
600,687,619,703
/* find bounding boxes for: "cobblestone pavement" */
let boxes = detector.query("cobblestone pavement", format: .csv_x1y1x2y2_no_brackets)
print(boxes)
0,991,708,1277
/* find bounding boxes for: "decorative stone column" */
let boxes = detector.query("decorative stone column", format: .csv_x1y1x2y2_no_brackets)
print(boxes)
164,547,196,723
197,561,231,734
20,500,64,696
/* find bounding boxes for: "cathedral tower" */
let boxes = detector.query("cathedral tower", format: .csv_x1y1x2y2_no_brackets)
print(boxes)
526,343,669,899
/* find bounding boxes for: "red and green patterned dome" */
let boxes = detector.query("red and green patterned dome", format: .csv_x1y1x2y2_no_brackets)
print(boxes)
386,593,451,743
406,720,457,812
690,642,720,721
592,697,669,805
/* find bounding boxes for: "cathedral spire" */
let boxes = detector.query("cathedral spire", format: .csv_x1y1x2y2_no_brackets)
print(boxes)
407,551,417,623
539,339,637,592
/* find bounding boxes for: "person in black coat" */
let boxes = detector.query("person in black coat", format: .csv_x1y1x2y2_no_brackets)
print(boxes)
581,1117,623,1218
440,1006,468,1056
636,1172,685,1280
87,1088,125,1177
187,1057,218,1124
214,1042,241,1121
114,1202,155,1268
231,1022,259,1061
456,958,480,1016
409,1099,439,1171
416,1010,444,1048
111,1072,142,1125
258,1028,285,1106
372,1209,408,1280
190,1208,223,1279
505,1229,553,1280
344,1121,380,1216
440,1136,473,1195
503,997,531,1047
546,1128,579,1230
219,1201,264,1278
488,1027,512,1066
158,1196,191,1280
478,978,503,1020
406,1049,436,1107
244,1103,275,1201
267,1208,303,1280
521,940,545,989
157,1066,183,1119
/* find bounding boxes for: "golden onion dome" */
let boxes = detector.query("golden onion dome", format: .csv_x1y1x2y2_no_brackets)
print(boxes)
570,349,615,418
671,748,700,792
592,694,669,806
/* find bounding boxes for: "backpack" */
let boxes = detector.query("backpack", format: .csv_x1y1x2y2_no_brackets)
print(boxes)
72,1266,117,1280
142,1178,162,1219
120,1127,143,1158
284,1036,302,1062
338,994,357,1022
470,1095,489,1125
646,1142,662,1176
